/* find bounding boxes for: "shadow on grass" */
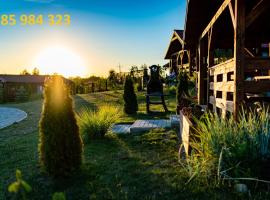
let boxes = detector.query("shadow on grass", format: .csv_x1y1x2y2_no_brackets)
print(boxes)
74,95,98,112
79,132,186,199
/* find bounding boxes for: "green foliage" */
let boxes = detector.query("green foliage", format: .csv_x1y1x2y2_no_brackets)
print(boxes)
8,170,32,200
32,67,40,75
123,76,138,114
52,192,66,200
169,85,176,95
78,105,121,139
176,71,189,105
185,108,270,185
39,76,83,177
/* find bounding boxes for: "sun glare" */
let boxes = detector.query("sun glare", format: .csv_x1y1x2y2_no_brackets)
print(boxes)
33,46,87,77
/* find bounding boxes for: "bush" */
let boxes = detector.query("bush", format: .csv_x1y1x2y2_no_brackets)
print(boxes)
39,76,83,177
169,85,176,95
176,71,189,103
184,108,270,185
78,105,121,139
123,76,138,114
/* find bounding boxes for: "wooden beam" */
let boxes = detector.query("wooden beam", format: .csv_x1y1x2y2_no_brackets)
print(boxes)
245,57,270,72
209,96,234,113
244,48,255,58
228,2,236,30
244,80,270,93
200,0,232,40
210,81,234,93
198,39,207,105
233,0,245,118
246,0,270,28
209,59,234,76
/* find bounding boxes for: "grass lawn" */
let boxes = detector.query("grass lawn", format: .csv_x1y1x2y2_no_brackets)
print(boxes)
0,91,260,199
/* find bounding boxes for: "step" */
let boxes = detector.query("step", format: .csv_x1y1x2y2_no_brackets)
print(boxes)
170,114,180,127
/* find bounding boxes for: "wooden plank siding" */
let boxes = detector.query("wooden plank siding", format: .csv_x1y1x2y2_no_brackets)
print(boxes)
208,59,235,117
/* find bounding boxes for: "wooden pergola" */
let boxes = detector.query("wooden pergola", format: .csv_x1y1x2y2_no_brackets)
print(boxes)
183,0,270,118
165,30,190,75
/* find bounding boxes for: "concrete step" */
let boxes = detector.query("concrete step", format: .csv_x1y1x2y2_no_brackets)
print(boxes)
129,119,171,133
170,114,180,127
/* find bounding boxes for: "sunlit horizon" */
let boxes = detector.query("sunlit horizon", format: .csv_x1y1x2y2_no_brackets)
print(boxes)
32,46,88,78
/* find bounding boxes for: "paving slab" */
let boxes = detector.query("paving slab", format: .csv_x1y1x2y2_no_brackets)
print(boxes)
0,107,27,129
111,124,131,134
170,115,180,127
129,119,171,133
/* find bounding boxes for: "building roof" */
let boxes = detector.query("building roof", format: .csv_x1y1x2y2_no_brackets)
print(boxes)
0,75,48,83
164,30,184,59
183,0,270,50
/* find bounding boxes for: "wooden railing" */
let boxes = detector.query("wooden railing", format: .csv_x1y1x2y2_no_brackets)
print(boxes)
209,58,235,116
244,57,270,94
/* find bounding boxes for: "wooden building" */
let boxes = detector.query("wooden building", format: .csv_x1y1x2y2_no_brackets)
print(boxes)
0,75,75,102
182,0,270,118
165,30,191,75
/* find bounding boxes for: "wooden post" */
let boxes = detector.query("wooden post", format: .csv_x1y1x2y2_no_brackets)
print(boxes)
207,28,214,107
233,0,245,119
188,50,192,76
198,39,206,105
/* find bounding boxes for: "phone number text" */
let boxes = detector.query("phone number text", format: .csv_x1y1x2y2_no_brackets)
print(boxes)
0,14,71,26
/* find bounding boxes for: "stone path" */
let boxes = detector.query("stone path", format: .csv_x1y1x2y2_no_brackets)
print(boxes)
0,107,27,129
170,115,180,127
111,119,173,134
111,124,132,134
130,120,171,133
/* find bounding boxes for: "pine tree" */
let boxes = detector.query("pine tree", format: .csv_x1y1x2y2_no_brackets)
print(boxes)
39,76,83,177
123,76,138,114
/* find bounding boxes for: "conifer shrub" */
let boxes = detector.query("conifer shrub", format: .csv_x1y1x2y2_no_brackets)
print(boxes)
176,70,189,105
39,76,83,177
123,76,138,114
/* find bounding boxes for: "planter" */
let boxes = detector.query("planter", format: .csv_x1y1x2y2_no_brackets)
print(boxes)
179,110,195,155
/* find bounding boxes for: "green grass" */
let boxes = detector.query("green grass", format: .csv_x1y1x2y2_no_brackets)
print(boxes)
75,90,177,122
0,91,267,199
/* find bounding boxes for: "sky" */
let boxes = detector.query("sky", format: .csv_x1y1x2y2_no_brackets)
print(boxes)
0,0,186,77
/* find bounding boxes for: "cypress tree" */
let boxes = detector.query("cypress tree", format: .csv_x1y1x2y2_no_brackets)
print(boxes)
39,76,83,177
176,71,189,105
123,76,138,114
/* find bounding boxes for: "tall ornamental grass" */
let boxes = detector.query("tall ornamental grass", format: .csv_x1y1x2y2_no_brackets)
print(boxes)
183,108,270,185
78,105,121,140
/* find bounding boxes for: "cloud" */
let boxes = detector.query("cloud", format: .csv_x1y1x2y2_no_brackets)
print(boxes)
24,0,55,3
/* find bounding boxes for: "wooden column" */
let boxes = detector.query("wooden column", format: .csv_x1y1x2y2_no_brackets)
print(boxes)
188,50,192,76
198,39,207,105
207,28,214,107
233,0,245,118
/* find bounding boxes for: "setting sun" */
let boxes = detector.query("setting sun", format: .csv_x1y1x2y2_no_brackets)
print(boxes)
33,46,87,77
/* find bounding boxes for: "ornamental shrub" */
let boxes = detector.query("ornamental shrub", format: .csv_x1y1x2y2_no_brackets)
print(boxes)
176,70,189,105
78,105,120,140
123,76,138,114
39,76,83,177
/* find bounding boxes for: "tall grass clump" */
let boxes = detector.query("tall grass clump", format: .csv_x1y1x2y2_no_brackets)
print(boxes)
78,105,121,140
184,107,270,185
39,76,83,177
